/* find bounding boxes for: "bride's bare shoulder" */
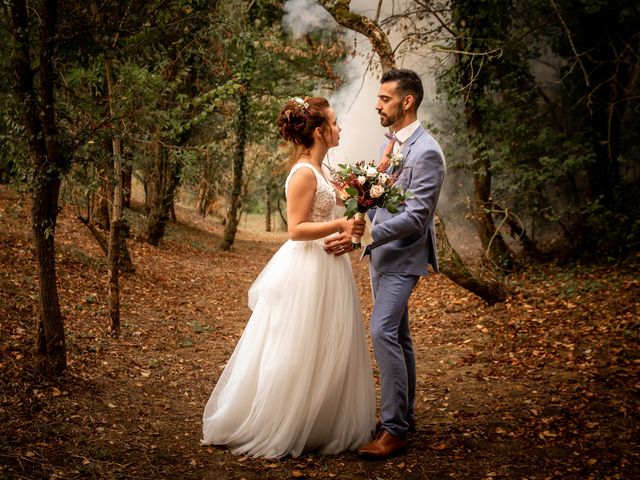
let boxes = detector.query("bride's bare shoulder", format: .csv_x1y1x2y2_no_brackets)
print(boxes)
288,164,317,185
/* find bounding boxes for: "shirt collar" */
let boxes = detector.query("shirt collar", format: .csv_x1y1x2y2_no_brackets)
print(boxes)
393,119,420,145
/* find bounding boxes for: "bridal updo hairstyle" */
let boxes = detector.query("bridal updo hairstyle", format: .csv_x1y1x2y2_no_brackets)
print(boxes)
277,97,330,149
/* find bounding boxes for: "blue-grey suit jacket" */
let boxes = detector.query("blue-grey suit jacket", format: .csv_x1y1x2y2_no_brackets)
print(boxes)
363,125,446,276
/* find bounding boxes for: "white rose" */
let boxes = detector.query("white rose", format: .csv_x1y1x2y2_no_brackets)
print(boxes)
357,175,366,185
370,184,385,199
391,153,404,166
378,173,389,184
366,166,378,177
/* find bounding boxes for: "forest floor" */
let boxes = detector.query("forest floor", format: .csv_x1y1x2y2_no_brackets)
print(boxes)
1,184,639,480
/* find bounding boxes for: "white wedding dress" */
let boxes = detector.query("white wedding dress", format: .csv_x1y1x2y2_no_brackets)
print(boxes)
202,162,376,458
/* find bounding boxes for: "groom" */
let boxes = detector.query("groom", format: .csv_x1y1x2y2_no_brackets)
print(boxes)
327,68,445,458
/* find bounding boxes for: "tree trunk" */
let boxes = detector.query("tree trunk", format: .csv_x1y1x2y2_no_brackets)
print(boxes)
317,0,395,73
78,215,109,255
237,150,260,226
469,130,515,270
105,58,122,336
436,215,510,305
107,175,122,336
277,194,287,230
454,3,516,270
492,202,540,258
32,178,67,373
95,173,111,230
220,87,249,250
170,196,177,222
11,0,66,375
220,4,256,250
77,214,135,273
265,183,272,232
122,160,132,209
145,145,180,246
196,179,210,217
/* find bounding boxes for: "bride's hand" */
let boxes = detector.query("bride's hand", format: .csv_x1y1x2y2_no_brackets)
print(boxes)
323,217,366,256
323,231,353,256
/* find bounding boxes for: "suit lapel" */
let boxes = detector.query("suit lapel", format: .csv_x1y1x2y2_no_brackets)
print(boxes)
400,125,425,159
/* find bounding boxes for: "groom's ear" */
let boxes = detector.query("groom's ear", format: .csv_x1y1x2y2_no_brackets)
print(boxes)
402,95,415,112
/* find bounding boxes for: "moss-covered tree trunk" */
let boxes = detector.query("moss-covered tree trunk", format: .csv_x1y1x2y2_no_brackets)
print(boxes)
220,2,256,251
220,87,249,250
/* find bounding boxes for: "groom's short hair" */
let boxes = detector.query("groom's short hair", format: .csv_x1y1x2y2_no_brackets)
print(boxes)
381,69,424,110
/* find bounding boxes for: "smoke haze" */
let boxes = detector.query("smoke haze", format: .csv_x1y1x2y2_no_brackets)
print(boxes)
282,0,337,37
282,1,478,255
282,1,444,168
282,0,387,166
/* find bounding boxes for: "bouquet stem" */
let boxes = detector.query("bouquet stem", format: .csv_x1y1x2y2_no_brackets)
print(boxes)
351,212,365,249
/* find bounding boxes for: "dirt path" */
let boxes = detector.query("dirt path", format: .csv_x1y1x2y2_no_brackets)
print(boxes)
1,186,638,479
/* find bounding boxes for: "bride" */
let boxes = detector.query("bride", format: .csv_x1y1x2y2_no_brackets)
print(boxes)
201,96,376,458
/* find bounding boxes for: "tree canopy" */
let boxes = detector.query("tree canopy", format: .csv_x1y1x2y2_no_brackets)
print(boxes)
2,0,638,373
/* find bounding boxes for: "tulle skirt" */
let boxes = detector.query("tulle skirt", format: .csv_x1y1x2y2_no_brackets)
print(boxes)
202,239,376,458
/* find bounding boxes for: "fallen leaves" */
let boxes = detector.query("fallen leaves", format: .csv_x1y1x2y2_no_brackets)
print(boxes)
1,187,638,479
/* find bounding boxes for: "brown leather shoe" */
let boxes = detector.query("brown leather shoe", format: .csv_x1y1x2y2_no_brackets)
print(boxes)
357,429,407,459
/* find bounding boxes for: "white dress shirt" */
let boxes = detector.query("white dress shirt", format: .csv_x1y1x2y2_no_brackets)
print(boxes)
392,119,420,154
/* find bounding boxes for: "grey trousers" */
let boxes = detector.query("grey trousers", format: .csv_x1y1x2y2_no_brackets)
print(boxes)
369,263,420,438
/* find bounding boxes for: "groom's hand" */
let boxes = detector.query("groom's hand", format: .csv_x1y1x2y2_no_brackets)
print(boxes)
323,232,354,257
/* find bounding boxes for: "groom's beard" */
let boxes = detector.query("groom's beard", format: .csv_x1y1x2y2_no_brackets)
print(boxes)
379,104,405,129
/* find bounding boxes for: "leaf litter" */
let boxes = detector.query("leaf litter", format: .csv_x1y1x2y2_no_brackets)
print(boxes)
0,185,638,479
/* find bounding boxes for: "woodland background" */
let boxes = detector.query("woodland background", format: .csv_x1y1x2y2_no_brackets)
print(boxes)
1,0,638,478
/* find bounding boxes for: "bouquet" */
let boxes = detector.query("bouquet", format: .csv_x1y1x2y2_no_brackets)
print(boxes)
331,160,413,248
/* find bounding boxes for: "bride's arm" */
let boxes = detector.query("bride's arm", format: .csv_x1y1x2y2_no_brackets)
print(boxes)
287,168,361,241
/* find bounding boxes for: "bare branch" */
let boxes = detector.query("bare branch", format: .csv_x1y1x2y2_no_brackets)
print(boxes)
317,0,395,72
549,0,590,87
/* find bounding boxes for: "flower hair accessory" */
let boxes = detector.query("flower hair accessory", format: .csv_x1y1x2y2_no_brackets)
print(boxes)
291,97,309,111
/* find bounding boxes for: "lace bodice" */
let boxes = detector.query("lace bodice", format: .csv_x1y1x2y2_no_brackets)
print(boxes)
285,162,335,223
